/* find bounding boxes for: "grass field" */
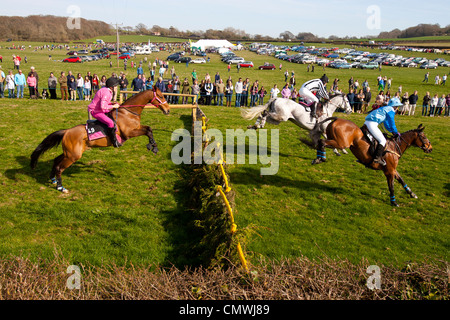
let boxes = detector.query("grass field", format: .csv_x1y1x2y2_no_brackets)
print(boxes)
0,40,448,269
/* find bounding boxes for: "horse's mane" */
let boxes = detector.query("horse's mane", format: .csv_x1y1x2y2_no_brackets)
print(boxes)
400,128,422,135
121,89,153,106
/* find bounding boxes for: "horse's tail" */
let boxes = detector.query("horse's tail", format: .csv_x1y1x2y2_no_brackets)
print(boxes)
30,130,66,169
240,103,269,120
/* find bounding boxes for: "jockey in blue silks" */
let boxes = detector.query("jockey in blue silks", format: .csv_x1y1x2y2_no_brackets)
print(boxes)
364,97,402,166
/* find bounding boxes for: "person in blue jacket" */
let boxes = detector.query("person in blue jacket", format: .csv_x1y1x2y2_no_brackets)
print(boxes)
364,97,402,166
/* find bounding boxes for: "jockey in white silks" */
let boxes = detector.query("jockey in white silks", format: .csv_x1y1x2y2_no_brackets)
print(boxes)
298,74,329,119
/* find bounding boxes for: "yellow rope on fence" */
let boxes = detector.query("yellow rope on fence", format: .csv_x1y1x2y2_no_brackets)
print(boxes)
201,116,248,272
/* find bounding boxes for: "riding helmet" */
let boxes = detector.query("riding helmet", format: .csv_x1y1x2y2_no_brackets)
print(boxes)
320,74,329,84
106,77,120,88
387,97,403,108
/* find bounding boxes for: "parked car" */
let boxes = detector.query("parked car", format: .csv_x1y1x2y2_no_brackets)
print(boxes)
167,53,182,61
77,50,88,54
191,58,206,64
258,63,276,70
174,57,192,64
66,51,77,55
238,61,254,68
119,53,132,59
420,62,438,69
79,55,91,62
301,57,315,64
360,61,379,69
63,56,82,63
335,62,352,69
228,57,245,64
402,61,417,68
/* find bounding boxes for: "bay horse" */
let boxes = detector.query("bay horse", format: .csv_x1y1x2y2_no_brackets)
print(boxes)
309,117,432,206
241,93,352,158
30,87,170,193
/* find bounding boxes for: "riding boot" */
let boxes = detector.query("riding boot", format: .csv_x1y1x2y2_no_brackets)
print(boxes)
108,125,122,148
310,102,318,119
373,144,386,166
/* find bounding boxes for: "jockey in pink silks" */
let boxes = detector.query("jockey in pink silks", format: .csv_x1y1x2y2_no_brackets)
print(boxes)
88,77,122,147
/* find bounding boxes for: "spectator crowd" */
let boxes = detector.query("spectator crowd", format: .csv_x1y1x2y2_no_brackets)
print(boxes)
0,58,449,118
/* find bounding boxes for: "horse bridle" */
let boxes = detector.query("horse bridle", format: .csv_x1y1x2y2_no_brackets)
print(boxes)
118,90,168,116
416,132,432,152
394,131,431,156
325,94,351,114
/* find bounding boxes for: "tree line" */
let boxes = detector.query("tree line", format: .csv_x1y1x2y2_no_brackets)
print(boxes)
0,15,113,42
1,15,448,43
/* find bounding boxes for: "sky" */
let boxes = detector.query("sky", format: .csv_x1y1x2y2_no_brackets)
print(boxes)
2,0,449,39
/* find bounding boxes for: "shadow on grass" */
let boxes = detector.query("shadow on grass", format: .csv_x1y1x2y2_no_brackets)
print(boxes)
4,155,116,187
229,167,342,194
160,114,206,268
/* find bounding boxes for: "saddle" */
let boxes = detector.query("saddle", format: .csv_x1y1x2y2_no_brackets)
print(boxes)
86,113,122,143
360,124,388,158
298,100,324,118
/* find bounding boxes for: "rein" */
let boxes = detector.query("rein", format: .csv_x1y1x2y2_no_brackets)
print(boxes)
384,130,430,158
118,91,166,116
325,94,349,114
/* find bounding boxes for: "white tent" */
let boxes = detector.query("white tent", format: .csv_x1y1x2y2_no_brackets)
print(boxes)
190,39,235,51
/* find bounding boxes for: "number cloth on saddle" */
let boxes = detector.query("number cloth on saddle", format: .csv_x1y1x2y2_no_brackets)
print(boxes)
85,117,122,143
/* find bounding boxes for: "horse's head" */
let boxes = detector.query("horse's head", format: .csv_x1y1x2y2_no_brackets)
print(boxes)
328,94,352,114
413,124,432,153
341,94,353,114
150,86,170,115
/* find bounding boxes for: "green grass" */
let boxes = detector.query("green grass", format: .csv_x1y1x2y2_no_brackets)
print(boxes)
0,41,448,268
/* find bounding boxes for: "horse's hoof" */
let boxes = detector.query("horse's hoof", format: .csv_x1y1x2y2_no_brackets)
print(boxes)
57,186,69,193
311,158,325,165
335,152,341,157
50,178,57,185
390,201,399,207
410,192,418,199
152,147,159,154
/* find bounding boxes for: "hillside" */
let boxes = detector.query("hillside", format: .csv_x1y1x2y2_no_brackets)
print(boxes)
0,15,114,42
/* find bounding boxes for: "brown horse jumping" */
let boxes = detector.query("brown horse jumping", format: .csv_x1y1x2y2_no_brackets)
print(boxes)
30,88,170,193
310,117,432,206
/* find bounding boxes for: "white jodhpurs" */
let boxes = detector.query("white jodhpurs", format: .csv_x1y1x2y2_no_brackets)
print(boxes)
299,86,319,105
364,120,386,146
